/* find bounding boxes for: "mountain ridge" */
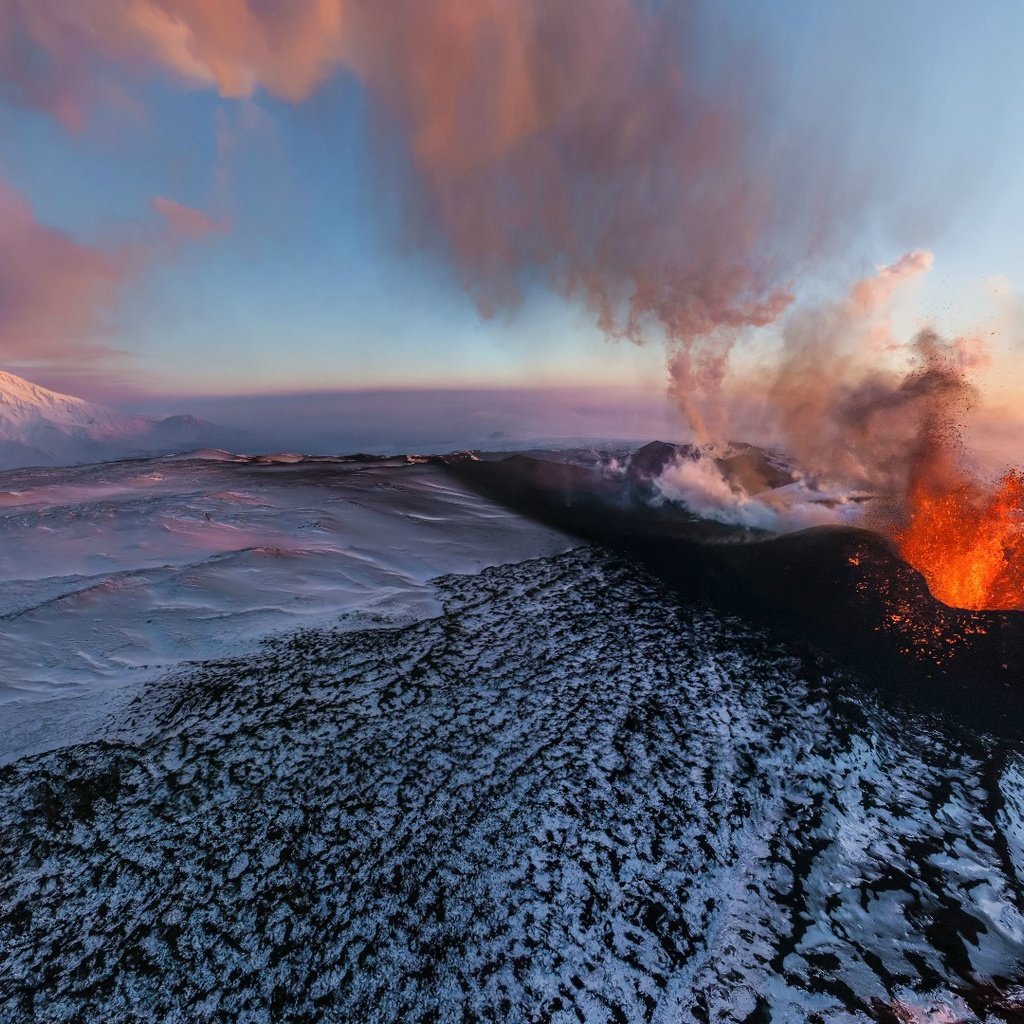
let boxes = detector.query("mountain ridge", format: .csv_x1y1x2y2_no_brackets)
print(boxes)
0,371,230,470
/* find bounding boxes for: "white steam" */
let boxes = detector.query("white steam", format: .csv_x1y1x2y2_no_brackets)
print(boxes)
653,451,865,533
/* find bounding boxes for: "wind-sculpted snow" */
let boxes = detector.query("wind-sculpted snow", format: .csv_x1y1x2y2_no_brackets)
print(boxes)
1,549,1022,1023
0,455,571,713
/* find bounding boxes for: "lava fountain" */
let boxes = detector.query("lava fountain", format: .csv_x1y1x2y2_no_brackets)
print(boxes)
894,467,1024,611
867,331,1024,613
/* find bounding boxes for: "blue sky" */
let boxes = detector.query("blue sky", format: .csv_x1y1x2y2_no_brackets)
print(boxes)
0,0,1022,408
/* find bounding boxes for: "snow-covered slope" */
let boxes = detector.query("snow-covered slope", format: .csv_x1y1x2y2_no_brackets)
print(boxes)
0,453,569,705
2,541,1023,1022
0,371,227,468
1,449,1022,1021
0,371,151,443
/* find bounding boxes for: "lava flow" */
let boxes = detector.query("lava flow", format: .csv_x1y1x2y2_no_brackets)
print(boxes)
894,467,1024,611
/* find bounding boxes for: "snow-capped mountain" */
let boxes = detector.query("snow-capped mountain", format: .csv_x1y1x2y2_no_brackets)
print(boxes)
0,371,230,469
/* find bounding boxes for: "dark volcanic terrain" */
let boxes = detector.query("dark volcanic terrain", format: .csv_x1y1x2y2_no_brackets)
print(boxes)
2,547,1023,1023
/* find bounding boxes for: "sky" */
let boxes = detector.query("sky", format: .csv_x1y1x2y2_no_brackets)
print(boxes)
0,0,1023,446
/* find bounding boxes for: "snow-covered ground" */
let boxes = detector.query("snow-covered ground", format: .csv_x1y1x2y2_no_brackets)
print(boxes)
0,452,573,760
1,450,1023,1023
2,546,1023,1022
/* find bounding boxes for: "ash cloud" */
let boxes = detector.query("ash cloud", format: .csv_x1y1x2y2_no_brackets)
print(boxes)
766,252,987,513
3,0,972,484
647,253,998,535
2,0,851,416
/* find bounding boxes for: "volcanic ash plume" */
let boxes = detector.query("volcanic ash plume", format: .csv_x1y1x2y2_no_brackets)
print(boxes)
769,249,950,498
345,0,806,363
2,0,838,426
765,252,1024,611
650,251,1024,611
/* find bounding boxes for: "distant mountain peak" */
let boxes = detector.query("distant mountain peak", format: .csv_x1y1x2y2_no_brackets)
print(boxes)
0,370,228,470
0,371,150,443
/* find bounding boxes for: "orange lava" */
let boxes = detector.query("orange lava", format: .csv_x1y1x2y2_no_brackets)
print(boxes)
895,469,1024,611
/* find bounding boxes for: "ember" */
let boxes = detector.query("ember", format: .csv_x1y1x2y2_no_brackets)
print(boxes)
895,467,1024,611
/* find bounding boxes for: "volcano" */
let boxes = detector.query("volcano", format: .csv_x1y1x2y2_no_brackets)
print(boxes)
2,445,1023,1022
0,371,240,469
448,443,1024,736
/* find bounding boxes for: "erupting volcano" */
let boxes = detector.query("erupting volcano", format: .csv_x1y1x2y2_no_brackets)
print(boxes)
895,466,1024,611
699,250,1024,617
4,1,1024,1020
843,320,1024,614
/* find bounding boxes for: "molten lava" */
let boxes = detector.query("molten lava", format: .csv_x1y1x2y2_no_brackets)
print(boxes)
895,469,1024,611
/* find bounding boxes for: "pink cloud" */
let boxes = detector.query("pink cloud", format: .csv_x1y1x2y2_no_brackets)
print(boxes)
152,196,227,240
0,181,122,361
1,2,817,355
0,0,348,129
848,249,934,316
0,181,226,383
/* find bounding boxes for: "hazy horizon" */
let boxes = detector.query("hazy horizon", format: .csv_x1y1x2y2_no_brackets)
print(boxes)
115,383,687,455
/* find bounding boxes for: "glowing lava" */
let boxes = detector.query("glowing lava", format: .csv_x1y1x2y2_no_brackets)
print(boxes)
895,468,1024,611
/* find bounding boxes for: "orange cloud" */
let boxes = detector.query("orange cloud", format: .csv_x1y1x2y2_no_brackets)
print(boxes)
0,181,122,361
848,249,934,316
2,0,842,424
152,196,227,239
0,0,348,128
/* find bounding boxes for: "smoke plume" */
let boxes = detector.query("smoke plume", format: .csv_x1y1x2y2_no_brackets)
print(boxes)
766,251,988,512
2,0,841,420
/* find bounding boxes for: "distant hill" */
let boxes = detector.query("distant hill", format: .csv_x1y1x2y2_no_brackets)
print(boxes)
0,371,238,469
